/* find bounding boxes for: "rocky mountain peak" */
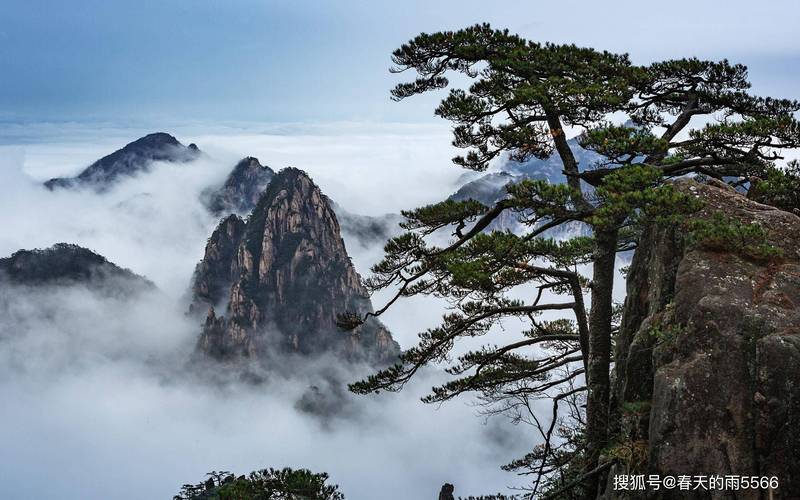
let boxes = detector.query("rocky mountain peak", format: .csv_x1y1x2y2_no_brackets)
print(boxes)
204,156,275,216
193,168,399,364
130,132,182,148
44,132,201,192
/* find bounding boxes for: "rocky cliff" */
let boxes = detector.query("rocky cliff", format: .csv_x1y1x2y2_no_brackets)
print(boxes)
607,179,800,499
0,243,154,295
191,168,399,365
44,132,200,191
190,215,247,314
204,156,275,216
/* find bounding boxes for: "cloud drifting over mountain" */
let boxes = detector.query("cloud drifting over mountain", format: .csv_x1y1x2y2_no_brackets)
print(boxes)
0,123,536,500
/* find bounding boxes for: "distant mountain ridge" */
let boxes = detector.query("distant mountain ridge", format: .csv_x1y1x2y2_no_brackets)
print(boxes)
447,137,600,236
44,132,200,192
329,201,404,248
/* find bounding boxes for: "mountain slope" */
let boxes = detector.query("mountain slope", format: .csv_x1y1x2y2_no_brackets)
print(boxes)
0,243,154,295
192,168,399,364
44,132,200,192
204,156,275,216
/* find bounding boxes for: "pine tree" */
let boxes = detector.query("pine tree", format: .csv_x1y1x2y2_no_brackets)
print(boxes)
174,467,344,500
340,24,800,498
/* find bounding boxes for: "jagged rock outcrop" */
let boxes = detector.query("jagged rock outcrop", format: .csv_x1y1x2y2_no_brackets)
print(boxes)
44,132,200,191
190,215,247,314
204,156,275,216
0,243,154,295
192,168,399,364
607,180,800,499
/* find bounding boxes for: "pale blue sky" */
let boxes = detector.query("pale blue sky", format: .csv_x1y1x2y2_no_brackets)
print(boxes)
1,0,798,125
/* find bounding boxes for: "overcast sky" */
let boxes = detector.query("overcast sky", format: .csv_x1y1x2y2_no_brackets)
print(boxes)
1,5,799,498
1,0,799,126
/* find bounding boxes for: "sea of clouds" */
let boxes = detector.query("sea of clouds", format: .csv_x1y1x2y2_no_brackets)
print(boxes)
0,122,569,499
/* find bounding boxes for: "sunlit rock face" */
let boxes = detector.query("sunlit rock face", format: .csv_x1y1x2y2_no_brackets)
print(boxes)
44,132,201,192
192,167,399,365
204,156,275,216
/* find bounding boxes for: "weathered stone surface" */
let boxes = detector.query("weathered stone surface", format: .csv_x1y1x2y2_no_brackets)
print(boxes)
610,180,800,499
192,167,399,365
189,214,246,314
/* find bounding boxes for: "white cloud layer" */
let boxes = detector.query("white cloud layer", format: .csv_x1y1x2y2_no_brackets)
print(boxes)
0,124,544,499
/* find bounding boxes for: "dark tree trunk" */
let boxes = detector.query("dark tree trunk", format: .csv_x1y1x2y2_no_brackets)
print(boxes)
545,111,592,213
584,227,618,499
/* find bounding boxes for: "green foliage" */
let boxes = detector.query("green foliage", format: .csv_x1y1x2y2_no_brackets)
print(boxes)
522,318,578,339
342,23,800,498
579,124,667,166
688,212,783,261
620,400,651,416
401,198,490,233
390,23,635,170
642,304,682,346
505,179,580,216
749,160,800,212
628,58,751,123
174,467,344,500
647,322,682,345
589,165,703,229
605,401,652,475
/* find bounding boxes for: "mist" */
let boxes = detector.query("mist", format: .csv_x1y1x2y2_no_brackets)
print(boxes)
0,124,544,499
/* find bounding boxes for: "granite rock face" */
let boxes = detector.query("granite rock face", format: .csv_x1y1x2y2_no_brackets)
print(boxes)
192,167,399,365
44,132,200,192
189,214,246,314
609,180,800,499
205,156,275,216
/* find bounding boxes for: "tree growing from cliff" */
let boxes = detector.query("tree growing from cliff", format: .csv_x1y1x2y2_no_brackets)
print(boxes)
340,24,800,498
